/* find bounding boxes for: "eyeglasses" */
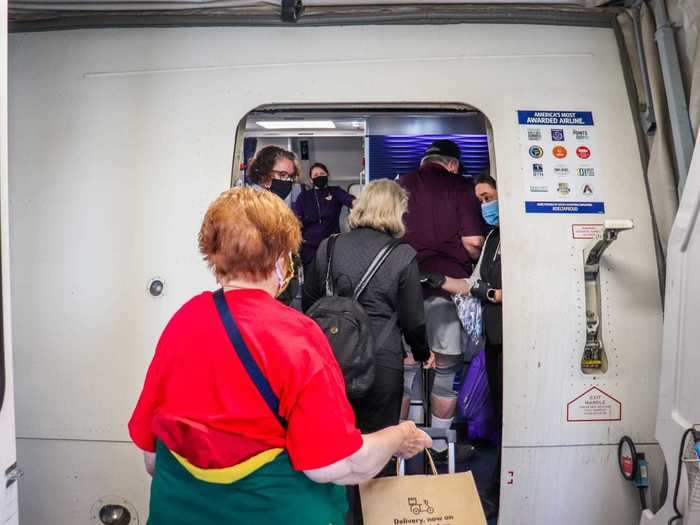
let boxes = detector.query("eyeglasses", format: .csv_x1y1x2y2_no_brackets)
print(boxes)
271,170,294,180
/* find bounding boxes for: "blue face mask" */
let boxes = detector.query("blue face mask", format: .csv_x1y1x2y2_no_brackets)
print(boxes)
481,200,499,226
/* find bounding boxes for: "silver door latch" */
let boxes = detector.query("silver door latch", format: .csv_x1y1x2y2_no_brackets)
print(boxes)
581,219,634,373
5,463,23,487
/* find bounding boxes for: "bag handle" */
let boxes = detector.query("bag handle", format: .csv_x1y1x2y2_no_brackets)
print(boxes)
353,239,403,300
324,234,339,296
212,288,288,430
396,450,438,476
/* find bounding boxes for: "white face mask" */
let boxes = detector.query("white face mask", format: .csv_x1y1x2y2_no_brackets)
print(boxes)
274,260,285,295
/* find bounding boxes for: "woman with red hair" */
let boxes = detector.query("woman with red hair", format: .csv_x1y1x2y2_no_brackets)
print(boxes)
129,186,431,525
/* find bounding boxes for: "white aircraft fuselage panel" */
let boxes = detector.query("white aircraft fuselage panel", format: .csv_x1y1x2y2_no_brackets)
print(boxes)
9,22,663,525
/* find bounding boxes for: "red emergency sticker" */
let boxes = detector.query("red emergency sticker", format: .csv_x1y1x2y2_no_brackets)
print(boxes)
566,386,622,422
572,224,603,239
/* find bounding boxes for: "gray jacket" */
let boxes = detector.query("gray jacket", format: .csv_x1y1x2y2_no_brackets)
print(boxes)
302,227,429,370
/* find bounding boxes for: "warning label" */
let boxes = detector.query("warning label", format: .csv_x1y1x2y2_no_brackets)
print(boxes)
572,224,603,239
566,386,622,422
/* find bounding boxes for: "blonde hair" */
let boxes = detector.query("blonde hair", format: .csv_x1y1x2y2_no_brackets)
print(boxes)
198,186,301,282
347,179,407,238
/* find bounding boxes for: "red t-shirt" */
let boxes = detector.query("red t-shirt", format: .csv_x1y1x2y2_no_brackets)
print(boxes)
128,289,363,471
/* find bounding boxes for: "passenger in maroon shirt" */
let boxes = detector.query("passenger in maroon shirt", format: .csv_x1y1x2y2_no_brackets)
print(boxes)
398,139,485,460
399,140,484,288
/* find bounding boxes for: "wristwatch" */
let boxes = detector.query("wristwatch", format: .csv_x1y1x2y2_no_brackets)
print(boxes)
486,288,497,302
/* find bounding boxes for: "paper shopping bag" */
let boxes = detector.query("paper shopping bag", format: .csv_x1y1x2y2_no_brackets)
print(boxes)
359,466,486,525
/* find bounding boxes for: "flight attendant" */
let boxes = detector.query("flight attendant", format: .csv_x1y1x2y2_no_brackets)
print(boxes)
244,145,303,306
293,162,355,272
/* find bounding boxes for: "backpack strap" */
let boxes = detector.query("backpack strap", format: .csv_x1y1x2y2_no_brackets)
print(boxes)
353,239,404,349
212,288,288,430
324,234,340,296
353,239,403,300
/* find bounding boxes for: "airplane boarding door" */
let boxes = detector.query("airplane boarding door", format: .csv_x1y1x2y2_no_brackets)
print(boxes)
0,1,19,523
642,134,700,525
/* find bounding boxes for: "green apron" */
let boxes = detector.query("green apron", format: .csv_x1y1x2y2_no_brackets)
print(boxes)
147,441,348,525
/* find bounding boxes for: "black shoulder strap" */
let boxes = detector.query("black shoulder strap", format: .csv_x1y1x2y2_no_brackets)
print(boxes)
212,288,288,430
353,239,403,300
324,234,339,296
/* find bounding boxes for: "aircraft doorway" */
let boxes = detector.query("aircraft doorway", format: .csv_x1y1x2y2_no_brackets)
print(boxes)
234,105,501,521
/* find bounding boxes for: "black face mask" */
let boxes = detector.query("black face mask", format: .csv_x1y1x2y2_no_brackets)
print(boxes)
313,176,329,189
269,179,293,200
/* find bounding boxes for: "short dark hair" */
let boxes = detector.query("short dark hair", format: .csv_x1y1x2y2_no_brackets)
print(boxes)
309,162,330,177
247,145,299,185
474,173,497,189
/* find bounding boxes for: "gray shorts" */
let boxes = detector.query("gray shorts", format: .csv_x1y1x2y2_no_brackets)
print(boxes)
424,295,464,356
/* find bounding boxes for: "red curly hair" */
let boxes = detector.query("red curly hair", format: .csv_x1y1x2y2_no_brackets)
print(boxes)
198,187,301,282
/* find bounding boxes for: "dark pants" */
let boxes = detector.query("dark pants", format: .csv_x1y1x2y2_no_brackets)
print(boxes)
350,365,403,433
484,343,503,497
346,365,403,525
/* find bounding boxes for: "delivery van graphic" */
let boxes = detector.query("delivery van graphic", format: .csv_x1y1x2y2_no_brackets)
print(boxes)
407,497,434,515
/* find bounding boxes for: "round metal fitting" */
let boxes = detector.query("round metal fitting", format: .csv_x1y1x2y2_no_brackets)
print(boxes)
148,278,165,298
90,497,138,525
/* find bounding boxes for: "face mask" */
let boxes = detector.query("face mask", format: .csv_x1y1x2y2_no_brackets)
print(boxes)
269,179,293,200
481,200,499,226
313,176,329,189
274,254,294,297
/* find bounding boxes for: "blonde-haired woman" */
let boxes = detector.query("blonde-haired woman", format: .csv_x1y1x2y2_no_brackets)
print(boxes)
303,179,433,434
304,179,434,524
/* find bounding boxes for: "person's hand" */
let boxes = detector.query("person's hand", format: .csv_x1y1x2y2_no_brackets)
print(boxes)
396,421,432,459
422,352,436,369
470,279,490,301
492,289,503,304
443,276,471,296
420,272,446,289
403,353,416,366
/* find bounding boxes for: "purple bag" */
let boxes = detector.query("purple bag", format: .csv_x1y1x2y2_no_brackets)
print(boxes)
458,350,499,443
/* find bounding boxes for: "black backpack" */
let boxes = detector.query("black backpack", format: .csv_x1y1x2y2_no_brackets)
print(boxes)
306,235,401,399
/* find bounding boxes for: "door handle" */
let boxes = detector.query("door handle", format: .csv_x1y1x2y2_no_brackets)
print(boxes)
580,219,634,374
5,463,23,488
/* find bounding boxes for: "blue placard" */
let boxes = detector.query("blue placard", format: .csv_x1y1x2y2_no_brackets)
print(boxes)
518,111,594,126
525,201,605,214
